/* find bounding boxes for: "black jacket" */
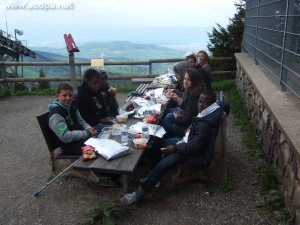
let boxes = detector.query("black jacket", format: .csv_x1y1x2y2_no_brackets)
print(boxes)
75,83,108,127
175,89,203,127
174,107,223,170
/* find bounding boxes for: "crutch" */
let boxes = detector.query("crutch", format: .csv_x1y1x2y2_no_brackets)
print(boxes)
33,157,81,197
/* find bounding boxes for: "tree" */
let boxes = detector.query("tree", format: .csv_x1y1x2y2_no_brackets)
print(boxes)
38,69,50,90
207,0,245,71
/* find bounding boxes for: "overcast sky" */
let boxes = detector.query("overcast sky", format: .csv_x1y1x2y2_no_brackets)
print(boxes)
0,0,237,47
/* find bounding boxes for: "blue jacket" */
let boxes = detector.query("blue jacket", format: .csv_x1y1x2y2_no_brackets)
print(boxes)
174,107,223,170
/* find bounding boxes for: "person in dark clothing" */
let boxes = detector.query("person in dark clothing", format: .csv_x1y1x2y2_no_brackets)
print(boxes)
75,69,121,186
186,54,212,90
197,50,212,77
121,89,224,205
75,68,113,133
97,70,119,117
163,60,190,109
48,83,98,155
162,68,205,137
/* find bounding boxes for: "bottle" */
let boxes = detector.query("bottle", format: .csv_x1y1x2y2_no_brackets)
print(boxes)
121,125,128,145
150,91,156,103
142,124,149,140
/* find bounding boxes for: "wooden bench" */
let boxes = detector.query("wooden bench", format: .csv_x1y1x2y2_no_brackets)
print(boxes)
171,114,227,185
123,83,150,110
37,112,99,183
171,91,229,184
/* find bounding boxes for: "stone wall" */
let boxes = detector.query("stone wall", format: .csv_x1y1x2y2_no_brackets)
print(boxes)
235,53,300,224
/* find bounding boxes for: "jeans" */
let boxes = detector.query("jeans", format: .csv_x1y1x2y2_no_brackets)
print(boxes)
162,113,184,137
141,138,184,192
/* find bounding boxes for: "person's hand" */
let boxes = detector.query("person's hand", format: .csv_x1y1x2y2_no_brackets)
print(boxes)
173,111,180,118
164,89,172,98
160,145,174,155
89,127,98,137
108,87,117,97
100,117,113,125
169,92,178,100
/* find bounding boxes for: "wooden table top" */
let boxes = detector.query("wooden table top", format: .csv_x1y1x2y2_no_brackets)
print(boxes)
73,117,146,175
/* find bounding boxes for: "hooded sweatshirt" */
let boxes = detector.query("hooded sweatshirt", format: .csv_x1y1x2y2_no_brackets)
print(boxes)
174,60,190,93
48,99,91,145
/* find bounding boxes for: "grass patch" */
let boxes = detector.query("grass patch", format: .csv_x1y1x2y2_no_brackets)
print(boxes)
83,204,130,225
256,190,295,224
259,165,277,191
212,79,236,91
205,180,235,194
226,82,260,150
219,180,235,193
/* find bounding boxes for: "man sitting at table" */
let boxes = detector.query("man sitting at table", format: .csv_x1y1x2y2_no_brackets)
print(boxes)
75,68,114,133
98,69,119,117
121,90,223,205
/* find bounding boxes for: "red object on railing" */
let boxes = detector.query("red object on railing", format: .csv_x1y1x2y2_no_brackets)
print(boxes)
63,34,80,53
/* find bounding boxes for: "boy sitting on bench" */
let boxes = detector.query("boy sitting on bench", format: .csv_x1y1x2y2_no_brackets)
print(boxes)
48,83,98,155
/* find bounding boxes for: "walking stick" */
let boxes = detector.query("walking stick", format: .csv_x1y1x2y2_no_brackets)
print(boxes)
33,157,81,197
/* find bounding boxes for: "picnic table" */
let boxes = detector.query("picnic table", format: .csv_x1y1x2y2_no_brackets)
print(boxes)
73,84,152,193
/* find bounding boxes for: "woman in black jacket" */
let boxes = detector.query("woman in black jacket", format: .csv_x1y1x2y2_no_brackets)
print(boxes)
162,68,205,137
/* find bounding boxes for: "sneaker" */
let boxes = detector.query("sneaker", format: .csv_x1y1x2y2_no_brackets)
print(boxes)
121,192,138,205
139,177,161,188
98,176,120,187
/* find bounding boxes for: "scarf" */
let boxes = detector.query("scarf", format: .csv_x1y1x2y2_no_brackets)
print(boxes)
200,59,208,67
197,102,220,118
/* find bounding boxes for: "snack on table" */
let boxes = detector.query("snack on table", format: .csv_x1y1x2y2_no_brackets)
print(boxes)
133,138,148,149
81,145,97,161
116,114,128,123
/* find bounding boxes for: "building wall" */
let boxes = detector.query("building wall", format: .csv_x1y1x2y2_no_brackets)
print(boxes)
235,52,300,223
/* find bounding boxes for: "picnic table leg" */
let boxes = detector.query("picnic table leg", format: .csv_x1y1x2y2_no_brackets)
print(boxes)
122,174,128,193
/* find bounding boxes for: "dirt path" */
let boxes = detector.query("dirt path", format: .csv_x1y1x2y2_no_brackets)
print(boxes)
0,94,269,225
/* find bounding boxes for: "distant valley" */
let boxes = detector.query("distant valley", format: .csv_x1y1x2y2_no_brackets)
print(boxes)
22,39,208,79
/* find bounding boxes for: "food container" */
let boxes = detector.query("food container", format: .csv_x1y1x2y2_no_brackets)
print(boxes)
116,114,128,123
112,124,125,135
101,126,113,133
133,138,148,149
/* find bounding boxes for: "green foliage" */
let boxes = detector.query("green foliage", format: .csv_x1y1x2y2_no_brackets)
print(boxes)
38,69,50,90
84,204,129,225
15,88,55,96
205,180,235,194
227,83,260,150
208,0,245,71
211,79,235,91
114,85,136,93
256,190,295,225
205,183,217,195
259,165,277,191
219,180,235,193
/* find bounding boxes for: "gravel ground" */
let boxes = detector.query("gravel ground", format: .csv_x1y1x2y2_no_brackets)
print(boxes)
0,94,271,225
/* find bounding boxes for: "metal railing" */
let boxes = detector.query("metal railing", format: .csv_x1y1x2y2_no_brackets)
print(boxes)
243,0,300,99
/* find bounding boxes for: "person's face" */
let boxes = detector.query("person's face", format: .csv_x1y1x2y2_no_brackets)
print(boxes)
197,53,205,62
87,77,101,92
99,78,108,89
183,73,192,89
187,58,196,68
56,89,73,106
198,94,212,112
175,72,181,82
